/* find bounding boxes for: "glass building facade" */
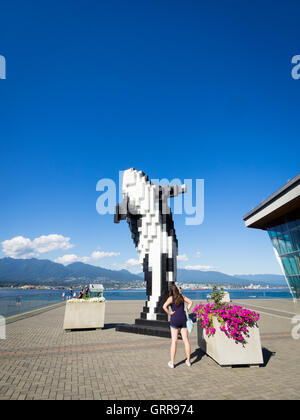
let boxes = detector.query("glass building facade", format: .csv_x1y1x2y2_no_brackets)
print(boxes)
267,218,300,299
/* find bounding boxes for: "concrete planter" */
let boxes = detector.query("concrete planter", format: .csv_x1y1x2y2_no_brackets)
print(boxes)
207,291,231,304
197,318,263,367
63,300,106,331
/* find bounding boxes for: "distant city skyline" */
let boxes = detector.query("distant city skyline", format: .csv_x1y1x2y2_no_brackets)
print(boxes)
1,1,299,276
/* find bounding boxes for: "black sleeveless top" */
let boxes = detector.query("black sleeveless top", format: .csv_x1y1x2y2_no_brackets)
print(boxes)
170,296,187,328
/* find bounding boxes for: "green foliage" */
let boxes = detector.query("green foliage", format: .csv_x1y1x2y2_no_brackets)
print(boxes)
209,285,225,309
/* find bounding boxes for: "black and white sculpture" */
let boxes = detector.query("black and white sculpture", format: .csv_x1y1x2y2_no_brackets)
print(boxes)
114,168,186,337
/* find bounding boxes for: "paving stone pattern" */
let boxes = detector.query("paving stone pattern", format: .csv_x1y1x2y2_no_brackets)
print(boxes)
0,299,299,400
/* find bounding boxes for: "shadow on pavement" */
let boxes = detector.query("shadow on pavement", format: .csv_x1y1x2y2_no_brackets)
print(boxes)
175,348,205,367
177,347,276,369
104,323,127,330
261,347,276,367
64,323,127,332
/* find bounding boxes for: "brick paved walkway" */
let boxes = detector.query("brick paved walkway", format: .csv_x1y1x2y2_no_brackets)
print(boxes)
0,299,299,400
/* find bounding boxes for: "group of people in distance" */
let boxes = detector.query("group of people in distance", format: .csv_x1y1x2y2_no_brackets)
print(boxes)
62,285,90,300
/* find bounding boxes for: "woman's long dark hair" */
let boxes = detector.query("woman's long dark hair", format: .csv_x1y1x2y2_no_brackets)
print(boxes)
169,284,184,307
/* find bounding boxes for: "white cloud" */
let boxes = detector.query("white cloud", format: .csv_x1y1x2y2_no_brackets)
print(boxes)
126,258,141,266
2,236,35,259
2,234,74,259
1,235,121,266
111,258,142,273
185,265,214,271
55,254,89,264
177,254,188,262
91,251,120,259
32,234,74,253
56,250,120,265
112,263,129,270
195,251,201,258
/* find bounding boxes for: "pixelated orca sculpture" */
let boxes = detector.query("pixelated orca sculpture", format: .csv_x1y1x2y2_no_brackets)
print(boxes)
114,168,186,338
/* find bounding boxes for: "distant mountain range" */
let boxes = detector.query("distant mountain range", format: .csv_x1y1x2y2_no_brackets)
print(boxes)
0,257,287,287
233,273,286,286
0,258,142,287
137,269,286,286
176,269,286,286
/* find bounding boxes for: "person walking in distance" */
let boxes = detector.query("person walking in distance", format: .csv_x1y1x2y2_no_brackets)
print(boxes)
163,284,193,368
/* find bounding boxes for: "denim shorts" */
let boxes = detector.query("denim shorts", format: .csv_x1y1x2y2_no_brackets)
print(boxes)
170,322,187,329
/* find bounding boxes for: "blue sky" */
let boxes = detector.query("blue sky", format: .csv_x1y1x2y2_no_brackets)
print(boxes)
0,0,299,275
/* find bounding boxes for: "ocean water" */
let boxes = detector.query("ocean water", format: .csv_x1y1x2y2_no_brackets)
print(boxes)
0,287,292,318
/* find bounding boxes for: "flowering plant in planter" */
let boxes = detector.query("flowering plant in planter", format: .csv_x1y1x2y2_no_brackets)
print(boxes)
68,297,106,303
193,302,260,345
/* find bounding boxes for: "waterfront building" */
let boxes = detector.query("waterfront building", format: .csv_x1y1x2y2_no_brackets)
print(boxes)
243,174,300,299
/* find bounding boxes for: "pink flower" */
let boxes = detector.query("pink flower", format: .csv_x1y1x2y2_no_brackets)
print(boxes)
193,301,259,345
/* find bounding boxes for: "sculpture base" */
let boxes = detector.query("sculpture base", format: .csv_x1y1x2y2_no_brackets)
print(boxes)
116,318,173,338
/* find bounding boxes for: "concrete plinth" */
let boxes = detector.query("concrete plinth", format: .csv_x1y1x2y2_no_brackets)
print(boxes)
197,318,263,367
63,300,105,330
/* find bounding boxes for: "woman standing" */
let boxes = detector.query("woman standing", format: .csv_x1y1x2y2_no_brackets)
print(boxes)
163,285,193,368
